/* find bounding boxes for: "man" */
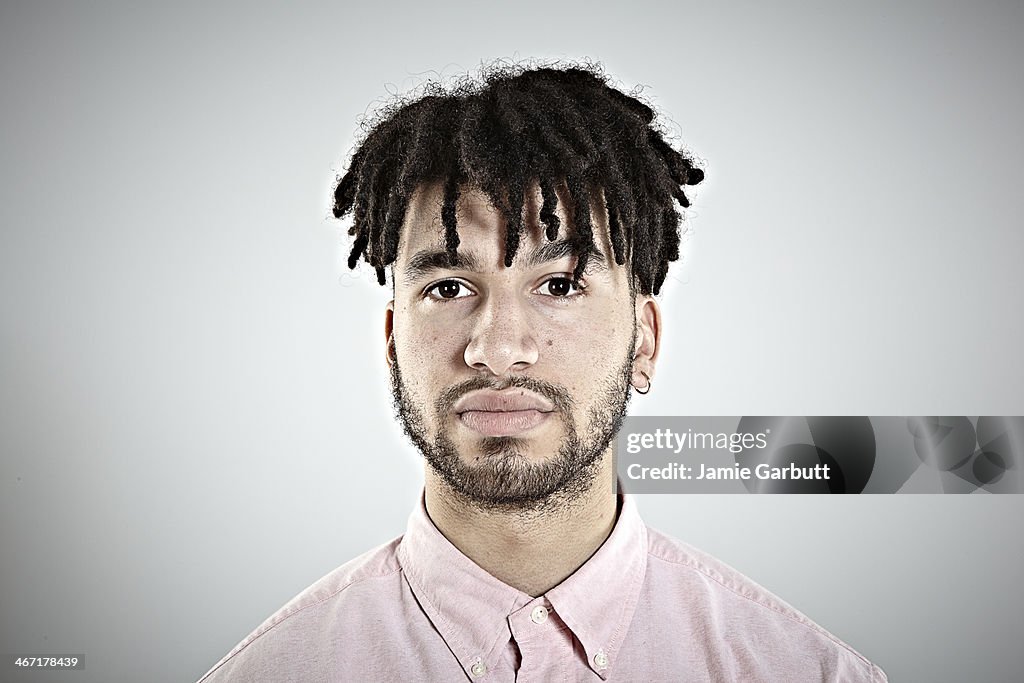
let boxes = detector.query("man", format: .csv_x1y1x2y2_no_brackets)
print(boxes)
199,63,886,681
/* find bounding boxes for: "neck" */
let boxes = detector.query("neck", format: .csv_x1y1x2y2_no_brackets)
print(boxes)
423,453,619,597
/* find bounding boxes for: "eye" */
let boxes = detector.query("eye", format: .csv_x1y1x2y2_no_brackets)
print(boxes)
538,276,585,298
425,279,473,300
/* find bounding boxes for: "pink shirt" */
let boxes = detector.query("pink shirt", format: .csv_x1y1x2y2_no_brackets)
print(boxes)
198,495,886,682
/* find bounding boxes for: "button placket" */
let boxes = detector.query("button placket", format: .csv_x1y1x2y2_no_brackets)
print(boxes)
508,600,574,682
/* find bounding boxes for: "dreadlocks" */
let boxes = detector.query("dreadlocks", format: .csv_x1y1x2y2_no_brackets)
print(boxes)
332,61,704,295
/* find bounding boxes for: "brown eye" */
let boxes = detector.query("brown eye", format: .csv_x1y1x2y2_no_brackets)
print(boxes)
544,277,579,297
427,280,471,300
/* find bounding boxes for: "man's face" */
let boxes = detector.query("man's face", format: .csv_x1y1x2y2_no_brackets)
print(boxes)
386,182,656,510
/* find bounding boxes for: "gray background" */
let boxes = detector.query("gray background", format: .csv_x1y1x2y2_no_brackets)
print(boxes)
1,1,1021,681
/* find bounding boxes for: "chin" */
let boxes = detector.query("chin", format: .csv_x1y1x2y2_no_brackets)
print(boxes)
473,433,573,462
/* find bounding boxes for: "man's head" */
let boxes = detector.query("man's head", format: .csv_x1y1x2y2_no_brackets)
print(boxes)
332,62,703,510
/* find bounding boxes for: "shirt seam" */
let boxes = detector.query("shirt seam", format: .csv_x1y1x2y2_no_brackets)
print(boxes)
197,567,402,682
646,551,875,671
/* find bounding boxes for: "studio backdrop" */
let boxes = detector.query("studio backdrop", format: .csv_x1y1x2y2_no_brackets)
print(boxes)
1,2,1022,682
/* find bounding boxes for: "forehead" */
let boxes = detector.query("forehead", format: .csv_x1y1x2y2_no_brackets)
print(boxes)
396,181,615,269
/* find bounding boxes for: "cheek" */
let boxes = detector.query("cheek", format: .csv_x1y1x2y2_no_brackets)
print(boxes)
393,314,461,387
536,309,632,386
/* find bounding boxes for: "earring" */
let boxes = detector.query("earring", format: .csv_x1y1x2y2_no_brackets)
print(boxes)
635,370,651,395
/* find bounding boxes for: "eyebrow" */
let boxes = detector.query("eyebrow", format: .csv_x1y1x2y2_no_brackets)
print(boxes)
522,240,608,272
402,250,483,283
402,239,609,284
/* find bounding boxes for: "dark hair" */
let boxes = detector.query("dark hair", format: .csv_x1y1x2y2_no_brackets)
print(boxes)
331,61,703,295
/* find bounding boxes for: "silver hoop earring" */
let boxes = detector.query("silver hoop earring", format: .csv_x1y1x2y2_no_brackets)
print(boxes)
635,370,652,395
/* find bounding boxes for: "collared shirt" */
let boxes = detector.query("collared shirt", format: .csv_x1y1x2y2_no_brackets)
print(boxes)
198,495,887,682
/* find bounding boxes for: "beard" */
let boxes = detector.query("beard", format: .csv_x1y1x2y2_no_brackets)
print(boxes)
389,333,635,512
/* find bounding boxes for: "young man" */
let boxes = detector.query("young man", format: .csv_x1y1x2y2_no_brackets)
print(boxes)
199,63,886,682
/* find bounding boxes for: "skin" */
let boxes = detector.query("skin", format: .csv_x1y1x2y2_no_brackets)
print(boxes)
383,181,662,597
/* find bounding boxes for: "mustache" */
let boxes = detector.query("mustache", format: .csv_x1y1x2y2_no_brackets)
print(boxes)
435,375,576,416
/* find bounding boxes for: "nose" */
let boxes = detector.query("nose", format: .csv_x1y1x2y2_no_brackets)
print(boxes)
464,291,539,376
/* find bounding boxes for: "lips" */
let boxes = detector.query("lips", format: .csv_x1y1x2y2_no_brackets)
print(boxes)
453,389,555,414
453,389,555,437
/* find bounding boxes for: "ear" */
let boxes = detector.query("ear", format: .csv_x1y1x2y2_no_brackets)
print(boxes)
632,295,662,392
384,300,396,368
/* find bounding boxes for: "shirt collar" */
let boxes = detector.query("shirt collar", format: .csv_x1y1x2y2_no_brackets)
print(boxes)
396,491,648,680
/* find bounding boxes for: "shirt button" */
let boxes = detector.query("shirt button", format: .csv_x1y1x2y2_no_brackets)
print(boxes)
530,606,549,624
471,660,487,677
594,650,609,669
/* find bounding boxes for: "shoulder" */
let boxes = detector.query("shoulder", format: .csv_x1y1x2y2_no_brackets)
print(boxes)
644,526,829,633
639,526,887,682
197,536,405,683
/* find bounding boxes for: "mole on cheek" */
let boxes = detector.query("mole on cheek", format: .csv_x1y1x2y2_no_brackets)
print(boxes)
546,339,553,347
